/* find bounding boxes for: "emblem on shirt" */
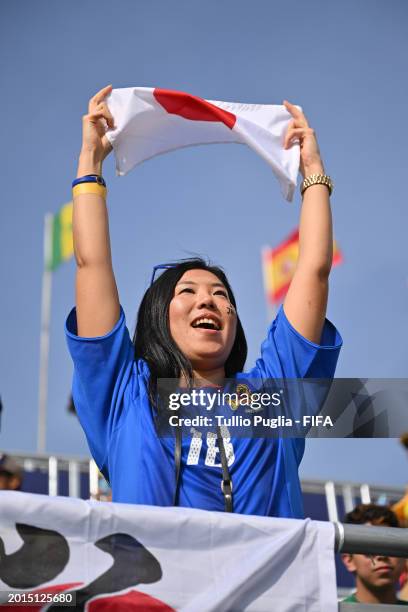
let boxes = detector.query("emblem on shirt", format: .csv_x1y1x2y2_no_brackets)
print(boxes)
226,384,253,411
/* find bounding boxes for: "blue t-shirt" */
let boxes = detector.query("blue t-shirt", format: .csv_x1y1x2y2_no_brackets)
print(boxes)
65,306,342,517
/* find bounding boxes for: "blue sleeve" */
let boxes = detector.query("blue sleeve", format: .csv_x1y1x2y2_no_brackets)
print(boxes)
247,306,342,469
65,307,144,476
251,305,343,380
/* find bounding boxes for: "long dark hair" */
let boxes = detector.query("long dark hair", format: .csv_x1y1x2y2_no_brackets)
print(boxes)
133,258,247,406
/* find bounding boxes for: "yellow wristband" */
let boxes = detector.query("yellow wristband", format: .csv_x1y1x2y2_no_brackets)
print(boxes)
72,182,107,198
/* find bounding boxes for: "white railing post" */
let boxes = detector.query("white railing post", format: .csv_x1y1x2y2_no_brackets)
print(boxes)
89,459,99,499
324,481,338,522
342,484,355,514
68,460,80,498
360,483,371,504
48,456,58,496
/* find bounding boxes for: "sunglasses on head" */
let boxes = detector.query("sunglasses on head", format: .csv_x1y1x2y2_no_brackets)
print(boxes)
150,263,177,286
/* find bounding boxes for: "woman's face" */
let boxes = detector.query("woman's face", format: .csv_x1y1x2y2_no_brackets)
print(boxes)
169,269,237,372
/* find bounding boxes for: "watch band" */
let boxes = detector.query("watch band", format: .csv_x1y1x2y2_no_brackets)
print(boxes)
300,174,333,196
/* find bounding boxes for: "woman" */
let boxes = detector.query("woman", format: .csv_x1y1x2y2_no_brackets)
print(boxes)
66,85,342,517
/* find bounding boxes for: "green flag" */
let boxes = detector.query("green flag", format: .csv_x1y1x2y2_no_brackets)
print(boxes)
46,202,74,270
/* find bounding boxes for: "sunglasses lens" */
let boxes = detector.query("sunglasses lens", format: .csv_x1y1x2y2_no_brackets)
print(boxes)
150,264,176,286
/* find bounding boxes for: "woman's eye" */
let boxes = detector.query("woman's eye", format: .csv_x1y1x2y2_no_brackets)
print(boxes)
179,288,194,294
214,290,228,298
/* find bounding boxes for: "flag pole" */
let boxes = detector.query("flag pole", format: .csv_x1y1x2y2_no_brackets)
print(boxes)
262,246,277,323
37,214,53,454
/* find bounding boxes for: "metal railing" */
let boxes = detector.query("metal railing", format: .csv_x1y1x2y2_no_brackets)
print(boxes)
4,450,406,511
301,478,404,522
335,522,408,557
7,451,100,498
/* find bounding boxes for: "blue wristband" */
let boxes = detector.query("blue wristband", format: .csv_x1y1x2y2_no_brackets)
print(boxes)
72,175,106,188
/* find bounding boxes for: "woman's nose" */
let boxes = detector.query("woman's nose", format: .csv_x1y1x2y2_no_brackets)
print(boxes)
196,292,216,309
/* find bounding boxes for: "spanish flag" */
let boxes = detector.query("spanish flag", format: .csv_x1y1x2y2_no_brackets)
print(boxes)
46,202,73,271
262,229,343,304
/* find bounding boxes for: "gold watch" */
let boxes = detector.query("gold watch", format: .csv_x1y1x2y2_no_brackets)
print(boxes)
300,174,333,197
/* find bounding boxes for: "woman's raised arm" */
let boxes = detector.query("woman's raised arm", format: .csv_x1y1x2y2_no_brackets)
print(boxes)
74,85,120,337
282,101,333,344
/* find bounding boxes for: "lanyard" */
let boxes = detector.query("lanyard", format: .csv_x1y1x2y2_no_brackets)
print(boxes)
173,425,233,512
173,421,182,506
216,426,233,512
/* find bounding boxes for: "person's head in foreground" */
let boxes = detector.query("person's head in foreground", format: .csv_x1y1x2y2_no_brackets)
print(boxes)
391,434,408,528
133,258,247,403
0,454,22,491
342,503,407,605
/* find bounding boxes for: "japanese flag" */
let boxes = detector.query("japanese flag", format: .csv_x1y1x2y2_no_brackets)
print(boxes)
105,88,300,201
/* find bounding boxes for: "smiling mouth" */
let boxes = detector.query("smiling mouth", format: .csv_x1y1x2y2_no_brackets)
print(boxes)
191,317,221,331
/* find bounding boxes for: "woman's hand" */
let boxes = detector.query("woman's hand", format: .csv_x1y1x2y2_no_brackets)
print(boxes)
80,84,115,164
283,101,324,178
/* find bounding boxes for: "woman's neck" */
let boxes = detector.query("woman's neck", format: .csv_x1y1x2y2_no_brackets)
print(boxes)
179,367,225,388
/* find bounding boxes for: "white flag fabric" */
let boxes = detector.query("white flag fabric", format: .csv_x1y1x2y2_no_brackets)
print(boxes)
0,492,337,611
105,87,300,201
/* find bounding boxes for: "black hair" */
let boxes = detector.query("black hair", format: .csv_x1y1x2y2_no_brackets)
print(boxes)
344,503,399,528
133,258,247,407
0,470,22,491
400,432,408,450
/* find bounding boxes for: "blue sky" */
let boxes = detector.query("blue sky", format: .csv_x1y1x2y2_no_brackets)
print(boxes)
1,0,407,486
